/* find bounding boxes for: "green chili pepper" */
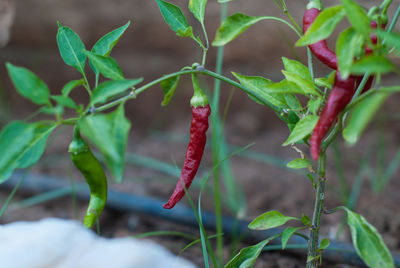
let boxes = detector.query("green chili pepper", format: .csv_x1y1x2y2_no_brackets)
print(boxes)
68,127,108,228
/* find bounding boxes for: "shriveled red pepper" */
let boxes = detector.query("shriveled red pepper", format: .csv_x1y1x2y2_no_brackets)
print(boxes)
310,72,357,160
163,74,210,209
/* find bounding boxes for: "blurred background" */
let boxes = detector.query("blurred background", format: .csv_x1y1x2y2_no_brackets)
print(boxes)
0,0,400,267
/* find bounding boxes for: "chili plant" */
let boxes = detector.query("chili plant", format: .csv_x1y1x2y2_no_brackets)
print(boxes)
1,0,400,267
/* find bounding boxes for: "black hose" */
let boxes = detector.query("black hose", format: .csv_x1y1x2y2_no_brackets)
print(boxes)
1,171,400,267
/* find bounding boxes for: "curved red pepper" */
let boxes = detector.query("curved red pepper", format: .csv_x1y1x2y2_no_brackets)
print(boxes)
303,8,338,70
163,104,211,209
310,72,356,160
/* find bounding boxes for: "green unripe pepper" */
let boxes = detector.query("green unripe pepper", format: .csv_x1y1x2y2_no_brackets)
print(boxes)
69,127,108,228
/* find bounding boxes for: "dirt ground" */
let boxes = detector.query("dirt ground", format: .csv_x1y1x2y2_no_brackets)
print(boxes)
1,0,400,267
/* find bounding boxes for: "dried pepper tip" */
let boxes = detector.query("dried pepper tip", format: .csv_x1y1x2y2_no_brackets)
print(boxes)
190,74,209,108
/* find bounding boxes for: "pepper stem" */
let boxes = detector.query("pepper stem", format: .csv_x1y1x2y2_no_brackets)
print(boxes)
307,0,322,10
190,74,209,108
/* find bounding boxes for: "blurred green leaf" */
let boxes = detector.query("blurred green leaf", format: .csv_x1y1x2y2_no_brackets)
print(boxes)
342,207,394,268
61,79,84,96
282,71,320,96
189,0,208,24
0,121,57,183
6,63,50,106
161,76,180,106
319,238,330,251
282,57,312,82
283,115,319,146
51,95,77,110
91,79,142,106
296,6,345,46
350,55,397,75
287,158,312,169
213,13,265,46
308,97,322,115
340,0,370,39
375,30,400,55
336,28,364,78
57,23,86,74
156,0,194,38
343,91,389,144
79,104,130,183
225,235,279,268
249,210,298,230
282,227,303,249
92,21,130,56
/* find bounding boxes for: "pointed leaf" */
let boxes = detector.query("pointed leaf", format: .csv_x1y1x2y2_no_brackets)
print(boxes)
213,13,265,46
0,121,57,183
189,0,208,24
6,63,50,105
61,79,84,96
350,55,397,75
79,104,130,183
343,92,389,144
86,52,124,80
161,75,180,106
90,79,143,106
296,6,345,46
282,57,312,82
249,210,298,230
92,21,130,56
282,227,303,249
283,115,319,146
51,95,77,110
340,0,370,39
282,71,320,96
336,28,364,78
342,207,394,268
225,236,278,268
375,30,400,55
287,158,312,169
57,23,86,74
156,0,193,38
319,238,330,251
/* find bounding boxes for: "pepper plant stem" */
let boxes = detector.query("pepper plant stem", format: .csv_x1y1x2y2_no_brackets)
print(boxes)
306,152,326,268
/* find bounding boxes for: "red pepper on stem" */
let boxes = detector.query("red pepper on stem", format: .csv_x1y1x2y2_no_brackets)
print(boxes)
163,74,211,209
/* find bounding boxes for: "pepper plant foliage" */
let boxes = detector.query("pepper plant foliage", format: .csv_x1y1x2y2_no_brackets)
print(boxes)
1,0,400,267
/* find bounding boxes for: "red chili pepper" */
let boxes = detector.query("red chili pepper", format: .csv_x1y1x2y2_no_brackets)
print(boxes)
310,72,357,160
303,7,338,70
163,75,210,209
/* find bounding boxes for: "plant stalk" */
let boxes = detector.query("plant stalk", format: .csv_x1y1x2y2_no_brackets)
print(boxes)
306,152,326,268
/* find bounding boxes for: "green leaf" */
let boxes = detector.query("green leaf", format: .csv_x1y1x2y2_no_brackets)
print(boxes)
218,0,233,2
282,71,320,96
350,55,397,75
156,0,193,38
6,63,51,105
212,13,265,46
161,75,180,106
86,52,124,80
79,104,131,183
343,92,389,144
283,115,319,146
307,97,322,115
92,21,130,56
282,57,312,82
284,94,302,111
336,28,364,78
340,0,370,39
315,71,336,89
248,210,298,230
319,238,330,251
188,0,208,24
296,6,345,46
51,95,77,110
301,213,312,226
342,207,394,268
0,121,57,183
90,79,143,106
287,158,312,169
282,227,303,249
61,79,84,96
375,30,400,55
232,72,280,107
57,22,86,74
225,236,278,268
